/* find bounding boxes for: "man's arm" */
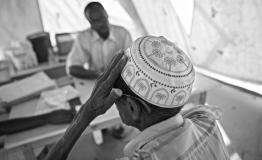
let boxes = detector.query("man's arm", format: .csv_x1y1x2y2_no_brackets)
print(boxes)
67,36,100,79
45,52,127,160
69,65,101,79
0,110,74,136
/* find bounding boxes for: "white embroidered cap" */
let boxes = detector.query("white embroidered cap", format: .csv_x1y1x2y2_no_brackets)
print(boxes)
121,36,195,108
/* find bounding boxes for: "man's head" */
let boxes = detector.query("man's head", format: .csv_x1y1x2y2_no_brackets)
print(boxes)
115,76,183,130
84,2,109,40
114,36,195,130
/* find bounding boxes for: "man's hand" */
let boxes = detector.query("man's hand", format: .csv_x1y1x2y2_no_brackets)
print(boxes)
83,52,127,117
45,52,127,160
47,109,75,124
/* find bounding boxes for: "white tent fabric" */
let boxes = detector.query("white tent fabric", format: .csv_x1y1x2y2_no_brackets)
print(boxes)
38,0,262,83
117,0,148,36
170,0,194,35
0,0,43,59
130,0,262,83
38,0,142,44
190,0,262,83
131,0,190,54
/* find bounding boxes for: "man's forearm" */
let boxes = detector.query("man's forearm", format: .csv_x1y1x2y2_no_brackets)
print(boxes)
45,102,96,160
46,53,126,160
69,65,100,79
0,114,49,135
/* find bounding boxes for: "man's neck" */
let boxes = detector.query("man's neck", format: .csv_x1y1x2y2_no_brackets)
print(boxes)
139,113,184,131
99,32,109,40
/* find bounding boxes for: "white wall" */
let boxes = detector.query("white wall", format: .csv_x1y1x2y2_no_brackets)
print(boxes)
190,0,262,83
0,0,43,59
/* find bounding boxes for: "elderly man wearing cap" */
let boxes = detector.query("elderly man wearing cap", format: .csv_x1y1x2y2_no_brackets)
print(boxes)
46,36,229,160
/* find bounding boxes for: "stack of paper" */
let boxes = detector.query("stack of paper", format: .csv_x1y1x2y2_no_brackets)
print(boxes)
0,72,56,106
34,85,79,115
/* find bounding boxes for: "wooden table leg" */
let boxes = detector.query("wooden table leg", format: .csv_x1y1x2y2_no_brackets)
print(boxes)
92,130,103,145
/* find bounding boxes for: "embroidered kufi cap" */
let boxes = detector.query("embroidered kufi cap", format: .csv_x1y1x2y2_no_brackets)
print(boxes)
120,36,195,108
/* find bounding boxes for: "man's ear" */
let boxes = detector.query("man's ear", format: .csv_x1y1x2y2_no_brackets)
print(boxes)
104,10,109,19
127,98,141,121
84,10,90,21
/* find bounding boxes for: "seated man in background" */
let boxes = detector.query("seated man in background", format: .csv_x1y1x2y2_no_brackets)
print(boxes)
66,1,132,139
66,1,132,79
47,36,229,160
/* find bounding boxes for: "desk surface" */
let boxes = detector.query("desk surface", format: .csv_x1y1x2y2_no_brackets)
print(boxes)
4,73,221,150
4,78,120,150
11,62,65,79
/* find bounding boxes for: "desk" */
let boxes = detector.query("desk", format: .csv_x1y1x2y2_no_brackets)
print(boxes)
1,79,121,160
0,73,221,159
11,62,66,80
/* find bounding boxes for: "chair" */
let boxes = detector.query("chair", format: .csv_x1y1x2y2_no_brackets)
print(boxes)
55,33,76,56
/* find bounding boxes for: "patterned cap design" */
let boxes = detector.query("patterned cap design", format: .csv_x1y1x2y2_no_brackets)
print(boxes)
121,36,195,108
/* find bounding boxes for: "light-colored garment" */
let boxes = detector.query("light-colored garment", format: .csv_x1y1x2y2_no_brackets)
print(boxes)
120,104,229,160
66,24,132,72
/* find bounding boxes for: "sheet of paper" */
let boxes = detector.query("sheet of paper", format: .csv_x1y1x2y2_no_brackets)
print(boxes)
34,85,79,115
0,72,56,105
41,85,79,106
34,98,71,115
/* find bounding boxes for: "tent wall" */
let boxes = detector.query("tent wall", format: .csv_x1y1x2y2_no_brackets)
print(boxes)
118,0,147,36
38,0,142,44
131,0,189,54
130,0,262,83
1,0,261,83
190,0,262,83
0,0,43,58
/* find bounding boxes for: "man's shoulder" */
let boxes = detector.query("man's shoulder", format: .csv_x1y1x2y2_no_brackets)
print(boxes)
77,28,93,40
110,24,130,34
182,104,222,121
